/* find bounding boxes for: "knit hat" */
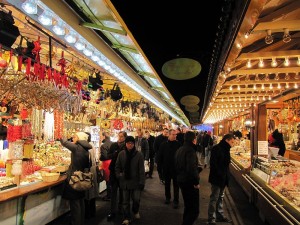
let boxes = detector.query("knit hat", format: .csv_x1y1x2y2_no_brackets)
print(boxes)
76,132,88,141
125,136,135,144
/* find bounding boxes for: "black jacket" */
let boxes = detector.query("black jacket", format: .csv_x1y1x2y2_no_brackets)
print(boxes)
108,141,126,181
147,135,156,158
153,134,168,155
158,140,181,178
175,142,199,186
60,139,92,200
208,139,231,187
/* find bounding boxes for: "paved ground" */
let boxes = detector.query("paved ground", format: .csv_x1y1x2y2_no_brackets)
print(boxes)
48,165,266,225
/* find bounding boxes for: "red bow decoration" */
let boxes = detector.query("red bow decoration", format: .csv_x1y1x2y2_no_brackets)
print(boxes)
32,36,41,62
57,51,67,75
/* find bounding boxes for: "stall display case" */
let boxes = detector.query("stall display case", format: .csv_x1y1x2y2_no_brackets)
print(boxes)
229,144,252,197
245,156,300,225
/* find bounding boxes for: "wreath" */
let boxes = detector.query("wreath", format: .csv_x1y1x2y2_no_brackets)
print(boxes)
113,119,123,130
101,120,111,129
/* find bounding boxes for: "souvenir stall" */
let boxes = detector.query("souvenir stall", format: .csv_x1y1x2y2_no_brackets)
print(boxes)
0,2,181,225
200,0,300,224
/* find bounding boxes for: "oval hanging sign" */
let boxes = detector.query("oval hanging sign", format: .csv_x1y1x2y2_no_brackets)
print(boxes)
162,58,201,80
180,95,200,106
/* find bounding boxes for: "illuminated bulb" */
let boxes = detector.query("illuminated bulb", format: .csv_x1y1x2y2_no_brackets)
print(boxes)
275,73,279,80
229,86,232,90
265,74,269,81
53,21,65,35
91,54,100,62
246,60,252,68
271,58,277,67
65,31,76,43
237,85,240,90
256,96,259,101
221,98,224,102
297,57,300,66
263,96,266,101
265,29,273,44
294,83,298,88
286,83,289,88
83,47,93,57
244,103,247,107
258,59,264,67
22,0,37,14
74,40,84,50
38,11,52,26
277,83,281,89
236,43,242,49
98,60,105,66
261,84,265,90
283,28,291,43
295,72,300,80
253,84,256,90
239,96,241,101
284,57,290,66
268,96,271,100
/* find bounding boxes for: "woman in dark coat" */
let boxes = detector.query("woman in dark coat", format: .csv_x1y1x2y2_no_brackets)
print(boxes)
268,129,286,156
60,132,92,225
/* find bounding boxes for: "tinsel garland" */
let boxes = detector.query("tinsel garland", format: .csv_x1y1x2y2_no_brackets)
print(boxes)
31,109,43,140
54,110,64,139
44,110,54,141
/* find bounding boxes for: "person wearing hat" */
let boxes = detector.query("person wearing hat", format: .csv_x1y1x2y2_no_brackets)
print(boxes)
60,131,93,225
115,136,146,225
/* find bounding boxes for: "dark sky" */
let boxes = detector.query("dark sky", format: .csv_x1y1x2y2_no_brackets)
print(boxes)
110,0,224,123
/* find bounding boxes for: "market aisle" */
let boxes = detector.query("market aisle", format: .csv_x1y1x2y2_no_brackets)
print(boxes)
48,166,265,225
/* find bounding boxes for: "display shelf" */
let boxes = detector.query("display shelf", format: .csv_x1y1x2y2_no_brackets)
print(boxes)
246,157,300,225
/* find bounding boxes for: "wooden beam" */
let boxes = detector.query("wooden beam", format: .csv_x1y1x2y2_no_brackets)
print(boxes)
80,22,127,35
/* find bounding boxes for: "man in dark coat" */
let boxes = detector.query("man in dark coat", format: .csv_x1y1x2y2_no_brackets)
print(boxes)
175,131,200,225
60,132,92,225
158,129,181,208
115,136,145,224
145,130,155,178
153,128,169,184
207,133,235,225
107,131,127,221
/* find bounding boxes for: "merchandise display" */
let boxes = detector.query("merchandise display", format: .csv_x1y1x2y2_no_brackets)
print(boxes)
250,156,300,221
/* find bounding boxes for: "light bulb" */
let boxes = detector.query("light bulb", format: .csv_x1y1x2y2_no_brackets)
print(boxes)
297,57,300,66
83,47,93,57
284,57,290,66
91,54,100,62
283,28,291,43
74,40,85,50
265,74,269,81
52,21,65,35
38,11,52,26
294,83,298,88
269,84,273,89
65,31,76,43
22,0,37,14
286,83,289,88
295,73,300,80
265,29,273,44
275,73,279,80
258,59,264,67
98,60,105,67
246,60,252,68
271,58,277,67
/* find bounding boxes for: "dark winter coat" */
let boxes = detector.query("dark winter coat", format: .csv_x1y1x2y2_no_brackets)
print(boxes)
107,141,126,182
175,142,199,186
208,139,231,188
60,139,92,200
147,135,156,158
158,140,181,178
153,134,168,155
135,137,149,160
100,137,113,161
115,148,145,190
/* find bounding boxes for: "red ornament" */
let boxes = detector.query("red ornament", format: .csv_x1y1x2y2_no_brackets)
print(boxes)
113,119,123,130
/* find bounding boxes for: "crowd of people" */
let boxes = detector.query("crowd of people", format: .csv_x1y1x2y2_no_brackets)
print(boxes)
60,127,236,225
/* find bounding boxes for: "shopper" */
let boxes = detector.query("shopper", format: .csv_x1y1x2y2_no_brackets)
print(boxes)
268,128,286,156
195,131,204,166
100,131,113,201
153,128,169,184
144,130,155,178
60,131,92,225
175,131,200,225
202,131,213,168
135,128,149,161
107,131,127,221
207,133,235,225
84,132,99,219
115,136,145,225
176,127,184,146
158,129,181,208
